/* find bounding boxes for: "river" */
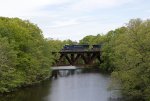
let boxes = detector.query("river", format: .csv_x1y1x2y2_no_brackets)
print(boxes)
0,66,121,101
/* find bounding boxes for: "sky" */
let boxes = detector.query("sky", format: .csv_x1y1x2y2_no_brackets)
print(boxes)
0,0,150,41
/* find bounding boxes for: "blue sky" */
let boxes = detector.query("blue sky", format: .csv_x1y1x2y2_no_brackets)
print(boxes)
0,0,150,41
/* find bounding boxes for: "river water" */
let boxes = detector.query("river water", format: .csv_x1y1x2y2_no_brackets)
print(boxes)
0,66,121,101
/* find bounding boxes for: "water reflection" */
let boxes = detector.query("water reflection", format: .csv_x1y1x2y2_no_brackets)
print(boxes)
47,73,111,101
0,80,52,101
58,68,82,77
0,66,121,101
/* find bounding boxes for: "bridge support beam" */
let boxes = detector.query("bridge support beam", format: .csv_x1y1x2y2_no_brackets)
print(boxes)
54,51,101,66
71,54,75,65
65,54,72,65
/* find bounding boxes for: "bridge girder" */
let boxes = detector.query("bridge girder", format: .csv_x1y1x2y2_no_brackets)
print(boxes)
53,51,101,66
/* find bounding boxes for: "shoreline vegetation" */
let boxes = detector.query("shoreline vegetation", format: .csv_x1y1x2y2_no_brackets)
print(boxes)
0,17,150,101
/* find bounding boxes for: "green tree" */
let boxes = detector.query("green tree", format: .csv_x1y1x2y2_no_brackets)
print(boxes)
0,37,20,92
0,17,53,92
100,27,127,72
112,19,150,101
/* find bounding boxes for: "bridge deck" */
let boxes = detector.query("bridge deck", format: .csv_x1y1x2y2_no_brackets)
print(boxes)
52,50,101,54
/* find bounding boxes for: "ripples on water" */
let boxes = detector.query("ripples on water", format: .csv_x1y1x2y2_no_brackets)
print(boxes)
0,66,122,101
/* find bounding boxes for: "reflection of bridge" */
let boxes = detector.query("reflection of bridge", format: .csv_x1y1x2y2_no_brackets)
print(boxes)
52,50,102,66
51,66,79,78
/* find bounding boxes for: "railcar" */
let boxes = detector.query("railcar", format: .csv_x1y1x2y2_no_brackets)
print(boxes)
92,45,101,48
92,45,101,50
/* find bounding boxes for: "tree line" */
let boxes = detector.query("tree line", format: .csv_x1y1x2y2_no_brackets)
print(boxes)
79,19,150,101
0,17,55,93
0,17,77,93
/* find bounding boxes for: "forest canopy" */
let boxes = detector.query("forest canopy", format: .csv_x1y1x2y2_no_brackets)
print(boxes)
0,17,53,92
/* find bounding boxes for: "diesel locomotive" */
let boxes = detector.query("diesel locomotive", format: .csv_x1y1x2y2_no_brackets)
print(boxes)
62,44,101,51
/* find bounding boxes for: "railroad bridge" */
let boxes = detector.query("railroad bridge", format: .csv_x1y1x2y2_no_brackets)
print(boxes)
52,45,102,66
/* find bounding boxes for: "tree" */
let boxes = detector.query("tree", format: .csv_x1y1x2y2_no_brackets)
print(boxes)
112,19,150,101
0,37,20,92
0,17,53,92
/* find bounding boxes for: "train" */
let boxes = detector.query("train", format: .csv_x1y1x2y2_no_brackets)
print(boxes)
62,44,101,51
62,45,89,51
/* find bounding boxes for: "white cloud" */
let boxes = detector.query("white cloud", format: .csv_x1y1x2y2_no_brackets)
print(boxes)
71,0,133,12
43,20,124,41
0,0,69,17
146,10,150,13
0,0,133,17
50,19,79,28
0,0,146,41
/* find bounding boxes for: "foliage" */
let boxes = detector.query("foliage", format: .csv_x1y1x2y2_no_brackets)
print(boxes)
100,27,127,72
80,19,150,101
112,19,150,101
0,17,53,92
0,37,19,92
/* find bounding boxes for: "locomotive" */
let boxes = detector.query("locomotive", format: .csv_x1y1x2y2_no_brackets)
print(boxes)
62,44,89,51
62,44,101,51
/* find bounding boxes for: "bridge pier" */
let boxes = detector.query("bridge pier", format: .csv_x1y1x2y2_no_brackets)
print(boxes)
51,70,58,78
